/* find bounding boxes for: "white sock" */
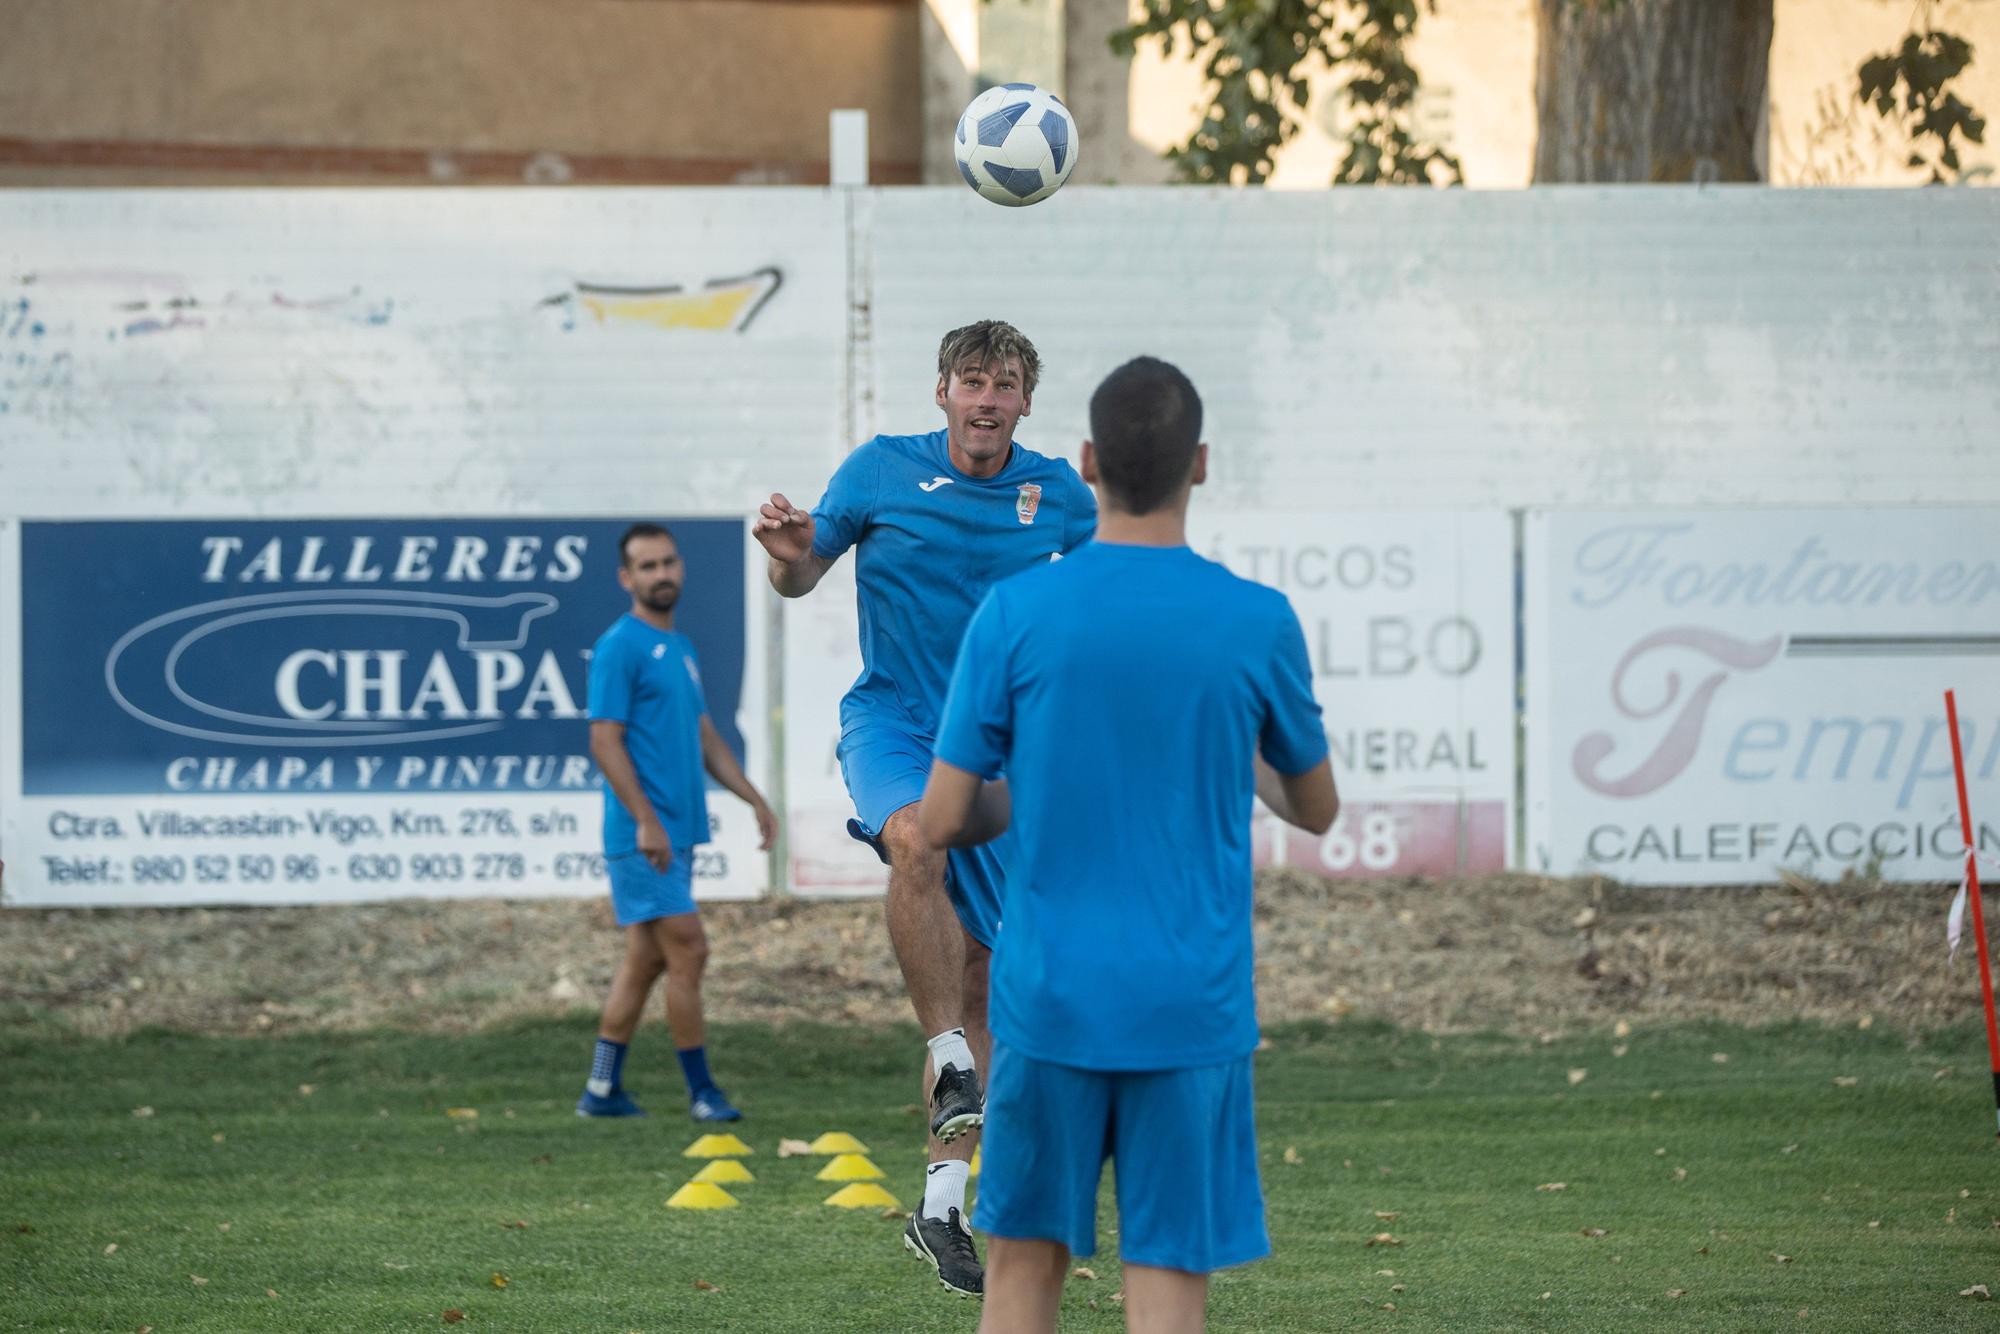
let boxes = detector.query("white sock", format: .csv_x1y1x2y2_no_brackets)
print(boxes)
923,1160,970,1221
927,1027,975,1077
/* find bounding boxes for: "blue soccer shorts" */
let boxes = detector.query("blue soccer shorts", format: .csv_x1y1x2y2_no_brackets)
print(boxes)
836,722,1006,949
974,1042,1271,1274
604,848,697,927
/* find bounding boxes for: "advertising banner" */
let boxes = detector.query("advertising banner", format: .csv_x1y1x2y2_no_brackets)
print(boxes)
1194,512,1516,877
782,510,1516,893
1526,509,2000,885
1,517,767,906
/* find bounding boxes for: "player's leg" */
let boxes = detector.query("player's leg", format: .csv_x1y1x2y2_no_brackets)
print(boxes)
577,859,670,1117
1117,1266,1208,1334
839,726,982,1134
880,802,969,1053
978,1237,1069,1333
648,909,740,1121
1106,1057,1269,1332
911,856,1002,1260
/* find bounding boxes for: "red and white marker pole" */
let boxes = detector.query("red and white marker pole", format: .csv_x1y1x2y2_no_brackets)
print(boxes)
1944,689,2000,1140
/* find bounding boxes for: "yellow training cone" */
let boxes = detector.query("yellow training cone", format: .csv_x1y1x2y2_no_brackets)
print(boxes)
816,1153,886,1182
969,1146,981,1178
692,1159,755,1185
665,1181,739,1210
809,1131,870,1155
683,1133,754,1158
824,1183,902,1210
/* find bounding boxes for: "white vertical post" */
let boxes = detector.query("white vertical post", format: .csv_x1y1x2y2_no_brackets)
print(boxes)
829,109,869,186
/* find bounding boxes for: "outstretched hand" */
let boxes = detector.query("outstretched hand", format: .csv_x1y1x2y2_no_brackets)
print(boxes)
753,493,815,564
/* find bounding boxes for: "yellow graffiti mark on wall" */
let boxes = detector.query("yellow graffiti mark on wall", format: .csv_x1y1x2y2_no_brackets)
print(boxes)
569,267,782,333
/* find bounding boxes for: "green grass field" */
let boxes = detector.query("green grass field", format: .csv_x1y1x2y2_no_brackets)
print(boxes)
2,1017,1995,1332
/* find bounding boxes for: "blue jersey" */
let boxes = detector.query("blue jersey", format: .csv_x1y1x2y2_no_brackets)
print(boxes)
812,429,1095,738
587,615,711,855
935,542,1328,1071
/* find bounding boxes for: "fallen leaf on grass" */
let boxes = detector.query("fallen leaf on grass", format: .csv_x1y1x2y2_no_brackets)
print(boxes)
1614,1020,1632,1038
138,1326,153,1333
1961,1188,1972,1199
1581,1228,1608,1238
442,1312,465,1325
1366,1233,1401,1247
693,1279,720,1292
1375,1270,1397,1277
1391,1283,1406,1293
1540,1292,1552,1301
500,1220,528,1230
1961,1285,1991,1300
1780,1144,1798,1155
490,1272,508,1288
190,1275,207,1286
1667,1288,1687,1298
1072,1267,1098,1281
212,1133,225,1144
1568,1069,1588,1086
777,1139,813,1158
1867,1220,1880,1229
1537,1183,1568,1193
131,1107,154,1119
445,1108,478,1121
298,1084,316,1097
1109,1290,1125,1305
1833,1076,1859,1088
1674,1168,1688,1181
1380,1302,1397,1311
1613,1045,1629,1058
1936,1068,1955,1080
383,1262,410,1270
265,1289,278,1298
530,1154,552,1165
880,1207,904,1220
1375,1211,1399,1222
1770,1253,1792,1264
1711,1053,1729,1064
1283,1146,1304,1165
1653,1147,1667,1157
104,1243,117,1255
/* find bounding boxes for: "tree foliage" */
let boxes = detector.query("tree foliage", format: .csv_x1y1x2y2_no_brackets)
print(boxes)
1109,0,1462,186
1110,0,1985,187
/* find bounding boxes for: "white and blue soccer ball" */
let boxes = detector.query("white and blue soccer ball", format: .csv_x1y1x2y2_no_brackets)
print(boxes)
953,83,1078,207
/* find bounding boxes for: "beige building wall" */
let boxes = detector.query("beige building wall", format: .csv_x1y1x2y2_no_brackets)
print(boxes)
1104,0,1999,188
0,0,923,185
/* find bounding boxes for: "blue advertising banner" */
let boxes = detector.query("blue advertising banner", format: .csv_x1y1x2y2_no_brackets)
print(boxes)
4,518,766,906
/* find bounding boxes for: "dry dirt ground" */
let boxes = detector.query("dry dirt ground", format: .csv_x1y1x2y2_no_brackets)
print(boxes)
0,871,1982,1039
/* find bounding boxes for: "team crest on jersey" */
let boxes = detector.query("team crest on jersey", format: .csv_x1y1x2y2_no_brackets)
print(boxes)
1015,483,1042,525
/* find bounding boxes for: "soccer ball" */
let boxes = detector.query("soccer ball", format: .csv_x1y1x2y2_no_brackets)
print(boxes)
953,83,1078,207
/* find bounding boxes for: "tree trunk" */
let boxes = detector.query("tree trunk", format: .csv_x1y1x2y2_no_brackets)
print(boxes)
1534,0,1773,183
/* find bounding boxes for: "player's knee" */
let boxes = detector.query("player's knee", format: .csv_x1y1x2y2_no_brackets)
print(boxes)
880,810,943,874
667,927,709,973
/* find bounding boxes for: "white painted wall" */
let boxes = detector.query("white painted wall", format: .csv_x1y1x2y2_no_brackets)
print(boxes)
2,185,1995,899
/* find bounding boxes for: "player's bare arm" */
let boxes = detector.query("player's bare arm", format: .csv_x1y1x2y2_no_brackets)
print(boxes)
916,761,1012,850
589,719,672,870
699,715,779,851
1255,752,1340,835
753,492,836,597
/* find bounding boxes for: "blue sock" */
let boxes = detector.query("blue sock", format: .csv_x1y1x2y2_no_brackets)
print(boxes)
587,1038,627,1097
676,1045,715,1097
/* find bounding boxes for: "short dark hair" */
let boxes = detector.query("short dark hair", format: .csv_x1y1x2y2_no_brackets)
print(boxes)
618,522,678,566
937,320,1041,396
1088,357,1202,515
